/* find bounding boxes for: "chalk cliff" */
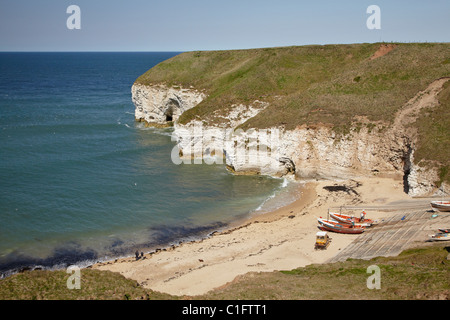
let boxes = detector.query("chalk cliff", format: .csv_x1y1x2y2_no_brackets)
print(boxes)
132,79,449,197
132,83,206,125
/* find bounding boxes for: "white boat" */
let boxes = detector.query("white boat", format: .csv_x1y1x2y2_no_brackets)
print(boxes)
430,201,450,212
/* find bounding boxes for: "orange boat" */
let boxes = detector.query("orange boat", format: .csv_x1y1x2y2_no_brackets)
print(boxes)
329,212,374,227
317,218,365,234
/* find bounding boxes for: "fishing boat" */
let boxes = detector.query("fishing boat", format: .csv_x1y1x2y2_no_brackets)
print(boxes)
438,228,450,233
428,232,450,241
317,218,365,234
329,212,374,227
430,201,450,212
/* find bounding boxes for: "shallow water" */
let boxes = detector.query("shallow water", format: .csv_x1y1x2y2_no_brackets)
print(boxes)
0,52,298,276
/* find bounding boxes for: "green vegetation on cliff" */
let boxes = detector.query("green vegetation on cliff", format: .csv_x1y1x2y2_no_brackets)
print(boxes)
135,43,449,131
413,80,450,184
0,269,173,300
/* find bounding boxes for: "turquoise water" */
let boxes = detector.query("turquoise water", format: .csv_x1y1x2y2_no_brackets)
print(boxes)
0,52,298,276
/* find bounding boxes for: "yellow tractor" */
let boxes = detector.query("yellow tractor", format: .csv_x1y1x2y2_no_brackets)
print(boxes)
314,231,331,250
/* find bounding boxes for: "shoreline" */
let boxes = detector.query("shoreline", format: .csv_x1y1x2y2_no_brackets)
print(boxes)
0,176,301,279
219,179,314,232
93,175,421,296
90,180,312,266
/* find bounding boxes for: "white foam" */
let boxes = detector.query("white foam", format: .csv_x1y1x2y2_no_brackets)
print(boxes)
253,177,292,213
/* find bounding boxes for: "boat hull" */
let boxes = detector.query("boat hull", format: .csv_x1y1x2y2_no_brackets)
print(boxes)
329,212,373,227
317,218,365,234
431,201,450,212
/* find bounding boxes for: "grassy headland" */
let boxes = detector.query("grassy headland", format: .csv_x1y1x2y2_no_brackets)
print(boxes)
135,43,449,130
135,42,450,183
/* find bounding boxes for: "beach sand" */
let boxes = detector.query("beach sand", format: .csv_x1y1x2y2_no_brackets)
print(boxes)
93,176,414,296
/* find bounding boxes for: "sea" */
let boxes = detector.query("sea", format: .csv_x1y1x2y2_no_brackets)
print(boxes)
0,52,300,277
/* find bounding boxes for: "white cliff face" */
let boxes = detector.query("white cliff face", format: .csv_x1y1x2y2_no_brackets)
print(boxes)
132,81,449,197
407,155,438,197
132,83,206,125
279,126,395,179
173,117,410,183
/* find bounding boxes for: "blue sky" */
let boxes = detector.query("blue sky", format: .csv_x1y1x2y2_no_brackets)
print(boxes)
0,0,449,51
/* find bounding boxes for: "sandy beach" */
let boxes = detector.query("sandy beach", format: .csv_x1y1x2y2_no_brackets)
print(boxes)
93,176,420,296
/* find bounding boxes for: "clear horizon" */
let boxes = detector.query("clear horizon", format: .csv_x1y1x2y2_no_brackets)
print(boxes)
0,0,449,52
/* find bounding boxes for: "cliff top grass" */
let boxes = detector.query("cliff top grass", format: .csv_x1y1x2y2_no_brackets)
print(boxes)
135,43,450,131
0,268,174,300
200,244,450,300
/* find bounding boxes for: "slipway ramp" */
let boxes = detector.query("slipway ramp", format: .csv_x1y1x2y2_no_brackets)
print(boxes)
328,202,450,263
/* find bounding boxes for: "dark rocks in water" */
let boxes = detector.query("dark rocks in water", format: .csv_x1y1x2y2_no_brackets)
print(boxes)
146,221,228,246
1,221,230,279
0,243,99,279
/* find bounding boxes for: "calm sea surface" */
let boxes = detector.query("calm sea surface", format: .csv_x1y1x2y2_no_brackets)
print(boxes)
0,52,299,276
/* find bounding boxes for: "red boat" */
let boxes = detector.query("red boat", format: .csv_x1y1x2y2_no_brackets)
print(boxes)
329,212,374,227
317,218,365,234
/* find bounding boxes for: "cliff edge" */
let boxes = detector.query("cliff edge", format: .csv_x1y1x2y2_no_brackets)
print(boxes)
132,43,450,197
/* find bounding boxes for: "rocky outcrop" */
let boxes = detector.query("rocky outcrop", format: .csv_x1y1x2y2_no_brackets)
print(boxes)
132,83,206,125
132,79,449,197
